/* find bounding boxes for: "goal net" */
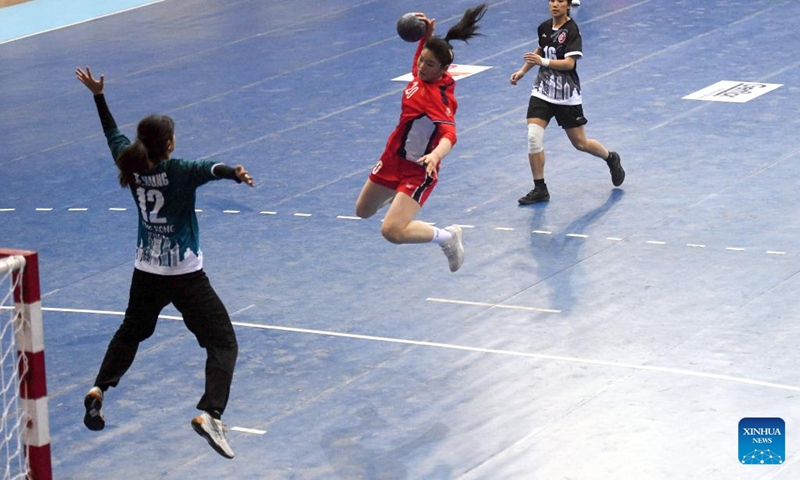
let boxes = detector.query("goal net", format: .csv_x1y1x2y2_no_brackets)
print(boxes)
0,250,51,480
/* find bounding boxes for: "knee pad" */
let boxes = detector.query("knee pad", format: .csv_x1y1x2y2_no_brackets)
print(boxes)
527,123,545,154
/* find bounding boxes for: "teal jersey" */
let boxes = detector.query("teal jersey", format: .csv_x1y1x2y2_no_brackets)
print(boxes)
105,128,224,275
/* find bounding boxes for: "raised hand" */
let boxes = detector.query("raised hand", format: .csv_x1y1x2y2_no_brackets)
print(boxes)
76,66,104,95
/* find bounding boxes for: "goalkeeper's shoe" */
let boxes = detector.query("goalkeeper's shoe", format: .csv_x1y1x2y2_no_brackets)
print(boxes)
83,386,105,431
192,412,235,459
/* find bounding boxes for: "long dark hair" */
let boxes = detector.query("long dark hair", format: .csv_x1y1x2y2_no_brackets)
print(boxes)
425,3,488,67
115,115,174,187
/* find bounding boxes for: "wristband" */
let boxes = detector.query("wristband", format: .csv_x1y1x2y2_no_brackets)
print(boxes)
541,57,550,67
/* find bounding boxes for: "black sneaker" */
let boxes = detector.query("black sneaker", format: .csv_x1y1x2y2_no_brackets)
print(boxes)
83,386,105,431
607,151,625,187
518,188,550,205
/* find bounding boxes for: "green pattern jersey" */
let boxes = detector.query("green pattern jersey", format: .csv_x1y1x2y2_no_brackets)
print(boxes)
105,128,225,275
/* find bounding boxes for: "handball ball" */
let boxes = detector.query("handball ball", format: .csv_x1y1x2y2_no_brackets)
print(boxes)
396,13,426,42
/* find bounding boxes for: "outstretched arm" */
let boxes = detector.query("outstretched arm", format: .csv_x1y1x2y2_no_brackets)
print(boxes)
76,66,117,132
212,164,255,187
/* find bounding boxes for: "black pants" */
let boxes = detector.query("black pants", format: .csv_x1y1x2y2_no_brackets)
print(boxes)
94,268,238,416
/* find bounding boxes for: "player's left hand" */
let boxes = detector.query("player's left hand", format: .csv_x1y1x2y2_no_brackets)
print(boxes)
235,165,255,187
523,52,543,66
417,153,440,180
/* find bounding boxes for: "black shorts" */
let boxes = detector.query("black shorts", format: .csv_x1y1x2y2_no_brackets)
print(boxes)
526,96,588,129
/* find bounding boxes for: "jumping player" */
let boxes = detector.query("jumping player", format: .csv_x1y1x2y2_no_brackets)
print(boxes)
510,0,623,205
76,66,253,459
355,5,487,272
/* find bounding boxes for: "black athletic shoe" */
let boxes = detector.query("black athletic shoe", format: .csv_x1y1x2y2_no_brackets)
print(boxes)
83,387,105,431
607,151,625,187
518,188,550,205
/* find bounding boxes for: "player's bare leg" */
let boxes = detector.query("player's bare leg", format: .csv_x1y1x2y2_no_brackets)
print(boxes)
565,125,625,186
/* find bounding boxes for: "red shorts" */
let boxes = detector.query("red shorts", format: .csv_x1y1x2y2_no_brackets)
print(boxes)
368,154,439,207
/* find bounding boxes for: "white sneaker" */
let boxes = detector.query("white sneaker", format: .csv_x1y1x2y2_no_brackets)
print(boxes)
572,0,581,5
191,412,234,459
441,225,464,272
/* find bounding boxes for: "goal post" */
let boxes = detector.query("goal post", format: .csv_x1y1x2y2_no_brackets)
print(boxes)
0,249,51,480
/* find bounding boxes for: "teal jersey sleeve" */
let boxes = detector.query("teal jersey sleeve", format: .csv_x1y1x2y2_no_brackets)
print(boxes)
104,128,131,162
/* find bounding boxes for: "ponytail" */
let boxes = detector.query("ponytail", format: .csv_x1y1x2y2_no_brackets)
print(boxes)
425,3,487,67
115,114,175,188
116,141,149,188
443,3,487,44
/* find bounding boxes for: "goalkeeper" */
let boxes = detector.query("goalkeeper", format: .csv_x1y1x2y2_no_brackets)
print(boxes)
76,66,253,459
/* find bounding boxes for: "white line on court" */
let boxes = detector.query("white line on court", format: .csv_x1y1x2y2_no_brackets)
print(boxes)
426,297,561,313
230,426,266,435
29,306,800,393
6,204,795,257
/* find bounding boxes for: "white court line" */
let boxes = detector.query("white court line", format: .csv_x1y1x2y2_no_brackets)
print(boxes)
426,297,561,314
31,306,800,393
259,211,277,215
606,237,622,241
767,251,786,255
687,243,706,248
108,208,127,212
532,230,552,235
494,227,514,231
646,240,666,245
0,208,15,212
293,213,312,217
35,208,53,212
223,210,240,214
0,1,167,46
68,208,88,212
337,215,361,220
230,426,266,435
726,247,745,252
566,233,588,239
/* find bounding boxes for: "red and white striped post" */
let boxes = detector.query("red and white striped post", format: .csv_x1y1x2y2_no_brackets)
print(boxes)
0,249,51,480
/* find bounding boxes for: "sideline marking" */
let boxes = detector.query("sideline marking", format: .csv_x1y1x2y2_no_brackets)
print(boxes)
18,306,800,393
426,297,561,314
230,426,266,435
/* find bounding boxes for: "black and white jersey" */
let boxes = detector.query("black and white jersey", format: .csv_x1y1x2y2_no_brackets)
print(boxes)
531,18,583,106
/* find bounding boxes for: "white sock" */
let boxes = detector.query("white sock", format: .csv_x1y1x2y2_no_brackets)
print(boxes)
431,227,453,245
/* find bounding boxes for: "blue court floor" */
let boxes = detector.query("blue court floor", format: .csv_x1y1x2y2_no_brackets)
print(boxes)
2,0,800,478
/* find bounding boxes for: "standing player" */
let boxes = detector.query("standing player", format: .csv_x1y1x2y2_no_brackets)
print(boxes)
355,4,487,272
510,0,623,205
76,66,254,459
